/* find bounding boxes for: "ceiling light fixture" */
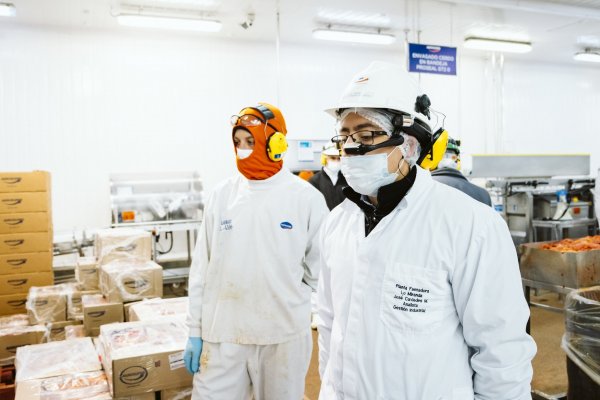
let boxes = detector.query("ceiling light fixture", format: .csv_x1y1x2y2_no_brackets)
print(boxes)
573,49,600,63
463,37,532,54
115,5,221,33
313,27,395,45
0,2,16,17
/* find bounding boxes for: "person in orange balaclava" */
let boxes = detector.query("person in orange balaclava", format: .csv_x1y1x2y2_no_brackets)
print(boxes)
184,102,328,400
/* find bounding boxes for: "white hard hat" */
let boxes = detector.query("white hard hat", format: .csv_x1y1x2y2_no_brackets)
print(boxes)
325,61,426,120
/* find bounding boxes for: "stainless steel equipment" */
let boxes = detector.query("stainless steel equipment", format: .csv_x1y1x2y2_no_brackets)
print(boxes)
470,154,591,178
520,242,600,289
109,171,204,270
109,171,203,226
488,178,596,245
471,154,596,246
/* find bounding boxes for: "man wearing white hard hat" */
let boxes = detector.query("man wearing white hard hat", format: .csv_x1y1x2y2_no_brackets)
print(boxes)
316,61,536,400
308,144,348,211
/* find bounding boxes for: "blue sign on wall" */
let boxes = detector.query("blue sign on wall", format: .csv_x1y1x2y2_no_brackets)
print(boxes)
408,43,457,75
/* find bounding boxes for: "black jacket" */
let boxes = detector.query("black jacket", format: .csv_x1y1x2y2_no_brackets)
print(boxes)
308,169,348,210
431,168,492,206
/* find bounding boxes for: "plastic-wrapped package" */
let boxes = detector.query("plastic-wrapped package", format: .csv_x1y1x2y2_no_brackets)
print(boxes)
562,286,600,385
99,259,163,303
15,337,102,383
44,321,82,342
75,256,100,290
64,325,86,340
26,283,80,325
95,228,152,267
128,297,188,322
0,314,29,329
0,325,46,366
82,294,124,337
14,370,111,400
162,386,193,400
67,289,101,321
99,319,191,397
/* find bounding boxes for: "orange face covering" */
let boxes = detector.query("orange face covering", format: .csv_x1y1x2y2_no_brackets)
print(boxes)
233,104,287,180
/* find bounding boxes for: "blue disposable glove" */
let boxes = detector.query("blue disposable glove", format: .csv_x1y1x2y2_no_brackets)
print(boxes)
183,337,203,374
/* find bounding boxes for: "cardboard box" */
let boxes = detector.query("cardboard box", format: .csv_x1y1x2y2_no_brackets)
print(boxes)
15,337,102,383
82,295,124,337
26,283,79,324
68,289,101,320
114,392,156,400
0,314,28,329
0,192,50,214
45,320,82,342
76,256,99,290
0,232,53,255
0,293,28,316
95,228,152,267
123,299,146,322
0,252,53,275
162,386,192,400
65,324,86,340
100,260,163,303
99,319,191,397
129,297,188,322
0,325,46,365
14,370,111,400
0,171,50,193
0,212,51,235
0,272,53,295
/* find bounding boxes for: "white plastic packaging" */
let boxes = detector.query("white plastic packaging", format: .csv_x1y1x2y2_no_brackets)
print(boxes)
561,286,600,385
15,337,102,383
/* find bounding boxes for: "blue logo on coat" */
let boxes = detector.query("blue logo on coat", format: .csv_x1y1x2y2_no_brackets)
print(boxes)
280,221,293,230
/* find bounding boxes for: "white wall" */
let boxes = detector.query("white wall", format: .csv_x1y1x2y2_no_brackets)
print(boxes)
1,24,599,232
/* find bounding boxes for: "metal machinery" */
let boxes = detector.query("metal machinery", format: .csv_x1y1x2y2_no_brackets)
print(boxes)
471,155,597,400
109,171,204,291
471,154,596,247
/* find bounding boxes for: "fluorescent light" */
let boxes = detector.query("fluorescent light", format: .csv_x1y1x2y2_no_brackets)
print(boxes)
117,14,221,32
0,3,16,17
464,37,532,54
313,28,395,45
573,49,600,63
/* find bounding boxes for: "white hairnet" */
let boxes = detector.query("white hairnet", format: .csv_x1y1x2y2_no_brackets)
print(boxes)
399,133,421,167
339,108,395,136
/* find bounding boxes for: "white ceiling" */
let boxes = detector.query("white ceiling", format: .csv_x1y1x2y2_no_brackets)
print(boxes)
2,0,600,66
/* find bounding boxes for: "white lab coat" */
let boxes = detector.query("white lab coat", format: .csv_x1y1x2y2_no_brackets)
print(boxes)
317,166,536,400
187,168,328,345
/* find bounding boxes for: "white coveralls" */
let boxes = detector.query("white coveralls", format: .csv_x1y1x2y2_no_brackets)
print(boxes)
317,166,537,400
187,168,328,400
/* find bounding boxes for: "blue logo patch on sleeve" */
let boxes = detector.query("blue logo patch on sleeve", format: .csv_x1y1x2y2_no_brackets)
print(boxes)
280,221,293,230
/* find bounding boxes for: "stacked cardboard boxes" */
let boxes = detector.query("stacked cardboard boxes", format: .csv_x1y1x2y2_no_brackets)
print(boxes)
0,172,54,316
82,294,124,337
98,319,192,397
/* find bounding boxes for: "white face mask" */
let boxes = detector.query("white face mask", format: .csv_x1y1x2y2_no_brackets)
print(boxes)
236,148,253,160
326,160,341,173
341,147,403,196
